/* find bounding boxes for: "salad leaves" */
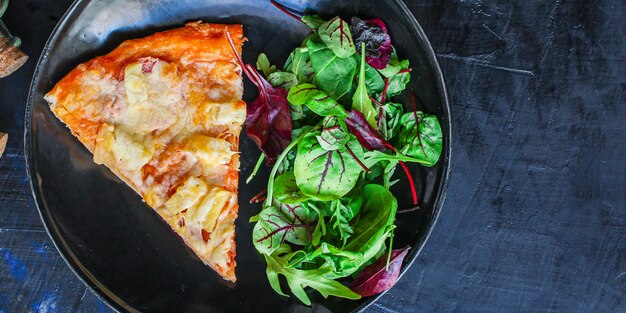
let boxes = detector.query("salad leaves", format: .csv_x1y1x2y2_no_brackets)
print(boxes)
294,132,364,201
241,7,444,305
307,38,357,100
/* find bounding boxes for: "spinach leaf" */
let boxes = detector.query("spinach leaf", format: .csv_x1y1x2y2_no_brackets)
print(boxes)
318,16,356,58
364,62,385,96
301,14,326,31
288,83,348,118
378,49,409,77
352,43,378,129
292,47,315,83
341,184,397,268
288,184,396,278
294,132,364,201
264,245,360,305
307,38,357,100
317,116,350,151
268,71,298,91
386,70,411,98
377,50,411,97
398,112,443,167
256,53,277,77
274,171,310,204
253,203,309,256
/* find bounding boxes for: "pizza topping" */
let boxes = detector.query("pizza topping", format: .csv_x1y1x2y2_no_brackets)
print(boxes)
121,60,183,135
164,176,208,216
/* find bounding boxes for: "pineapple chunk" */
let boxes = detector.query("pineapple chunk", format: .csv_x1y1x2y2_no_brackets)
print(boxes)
164,176,208,216
184,134,235,175
189,187,234,233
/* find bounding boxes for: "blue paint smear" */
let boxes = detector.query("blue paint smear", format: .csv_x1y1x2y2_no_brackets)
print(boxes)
1,249,27,281
32,293,58,313
97,300,109,313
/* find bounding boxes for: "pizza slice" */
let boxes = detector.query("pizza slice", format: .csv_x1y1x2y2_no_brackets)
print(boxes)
44,22,245,282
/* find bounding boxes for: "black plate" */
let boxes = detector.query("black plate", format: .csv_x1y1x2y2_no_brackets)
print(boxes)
25,0,451,312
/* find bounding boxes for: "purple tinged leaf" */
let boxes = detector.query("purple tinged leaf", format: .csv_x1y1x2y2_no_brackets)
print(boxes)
245,65,294,164
345,110,388,151
227,33,293,164
351,17,392,69
350,246,410,297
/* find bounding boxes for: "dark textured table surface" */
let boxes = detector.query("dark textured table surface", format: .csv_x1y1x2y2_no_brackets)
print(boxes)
1,0,624,312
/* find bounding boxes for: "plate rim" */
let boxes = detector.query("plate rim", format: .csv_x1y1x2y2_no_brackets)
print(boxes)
23,0,452,312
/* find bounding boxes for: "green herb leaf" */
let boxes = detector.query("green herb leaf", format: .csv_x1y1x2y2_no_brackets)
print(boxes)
329,200,354,246
398,112,443,167
352,43,378,128
287,184,396,278
301,14,326,31
307,38,357,99
274,171,310,204
294,132,364,201
268,71,298,91
264,245,360,305
316,116,350,151
377,50,411,97
288,83,348,118
252,203,309,256
378,102,404,141
256,53,277,77
318,16,356,58
364,62,385,96
291,47,315,83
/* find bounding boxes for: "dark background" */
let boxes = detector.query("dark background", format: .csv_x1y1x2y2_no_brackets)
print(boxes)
1,0,624,312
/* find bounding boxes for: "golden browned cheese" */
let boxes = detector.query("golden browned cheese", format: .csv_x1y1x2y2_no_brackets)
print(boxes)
44,22,245,282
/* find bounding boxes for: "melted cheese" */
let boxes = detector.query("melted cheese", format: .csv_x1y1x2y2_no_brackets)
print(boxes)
121,60,183,136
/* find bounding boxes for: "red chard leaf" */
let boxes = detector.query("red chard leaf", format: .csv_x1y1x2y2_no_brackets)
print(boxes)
345,110,388,152
226,32,293,164
350,246,410,297
351,17,392,69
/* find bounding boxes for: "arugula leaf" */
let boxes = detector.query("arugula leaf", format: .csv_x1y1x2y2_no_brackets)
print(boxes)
256,53,277,77
253,203,309,256
307,38,357,100
330,200,354,246
397,112,443,167
288,83,348,118
352,43,378,128
274,171,310,204
268,71,298,91
301,14,326,31
264,245,360,305
294,132,364,201
318,16,356,58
